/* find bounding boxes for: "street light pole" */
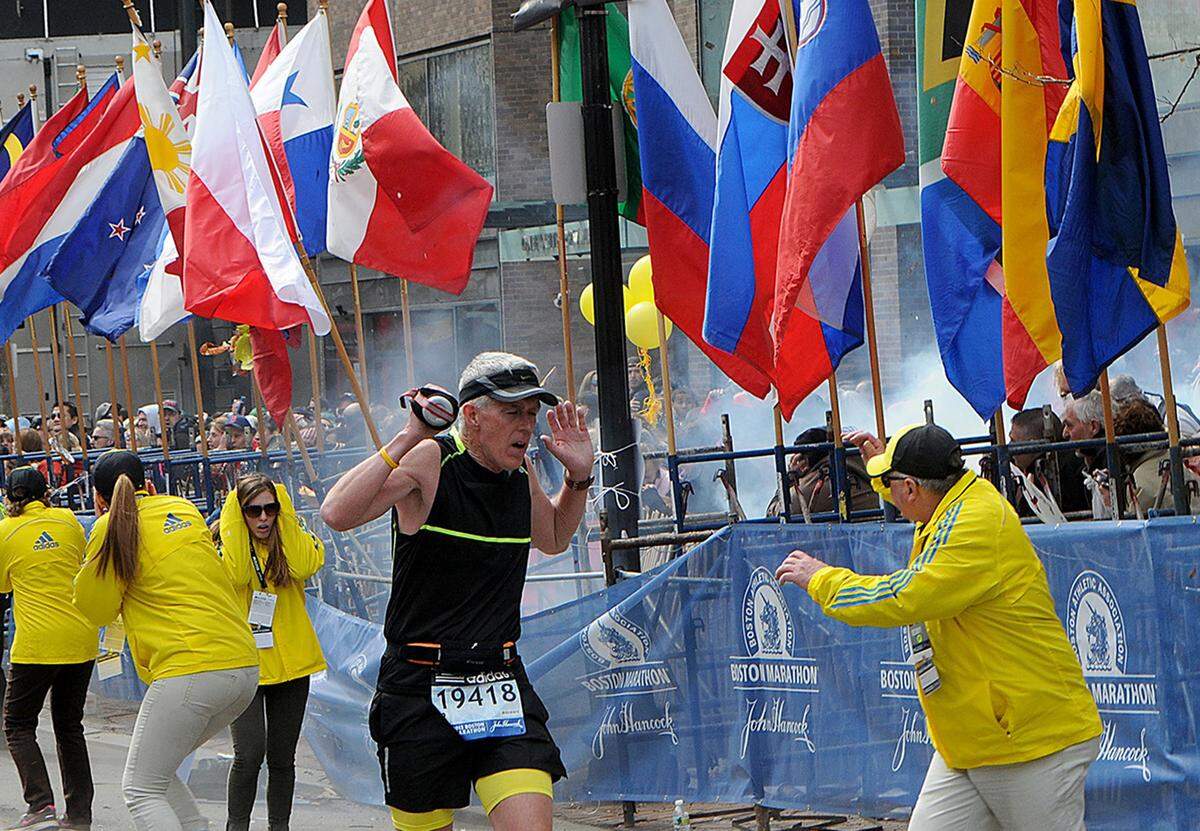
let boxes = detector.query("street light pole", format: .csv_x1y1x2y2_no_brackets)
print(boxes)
577,1,640,569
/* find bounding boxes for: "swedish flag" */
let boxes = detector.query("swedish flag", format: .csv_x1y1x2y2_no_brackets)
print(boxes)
1045,0,1191,396
0,103,34,185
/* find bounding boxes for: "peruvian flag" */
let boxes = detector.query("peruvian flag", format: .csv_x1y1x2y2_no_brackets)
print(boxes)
181,1,331,335
326,0,493,294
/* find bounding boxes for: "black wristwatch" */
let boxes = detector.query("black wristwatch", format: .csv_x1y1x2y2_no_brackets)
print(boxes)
565,474,595,492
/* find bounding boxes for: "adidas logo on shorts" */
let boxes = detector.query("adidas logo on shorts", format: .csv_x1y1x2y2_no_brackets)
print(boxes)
32,531,59,551
162,512,192,534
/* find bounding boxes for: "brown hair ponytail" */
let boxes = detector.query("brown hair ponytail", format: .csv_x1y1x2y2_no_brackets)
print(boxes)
236,474,290,588
97,473,140,583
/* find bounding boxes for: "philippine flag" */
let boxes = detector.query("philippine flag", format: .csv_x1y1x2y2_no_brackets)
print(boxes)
628,0,771,396
251,10,336,257
181,1,330,335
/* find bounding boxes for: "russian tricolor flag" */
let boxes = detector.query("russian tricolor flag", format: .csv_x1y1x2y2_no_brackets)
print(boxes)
627,0,770,397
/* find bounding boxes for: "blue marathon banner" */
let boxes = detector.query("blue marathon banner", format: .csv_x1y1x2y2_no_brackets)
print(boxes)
89,519,1200,826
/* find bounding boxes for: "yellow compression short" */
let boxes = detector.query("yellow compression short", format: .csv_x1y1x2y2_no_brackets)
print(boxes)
389,768,553,830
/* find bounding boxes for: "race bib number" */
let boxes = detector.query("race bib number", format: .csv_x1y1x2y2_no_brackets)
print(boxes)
431,671,526,741
249,591,277,649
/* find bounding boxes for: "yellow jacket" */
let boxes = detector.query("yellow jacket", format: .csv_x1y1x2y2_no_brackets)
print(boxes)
0,502,98,664
807,471,1101,768
74,493,257,684
219,485,326,686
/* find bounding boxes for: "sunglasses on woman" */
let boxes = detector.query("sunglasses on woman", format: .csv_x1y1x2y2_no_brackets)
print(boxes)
242,502,280,518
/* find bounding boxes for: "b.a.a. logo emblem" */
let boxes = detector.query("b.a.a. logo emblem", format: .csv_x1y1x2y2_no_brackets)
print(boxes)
743,566,795,657
730,567,818,693
1067,570,1157,716
578,608,675,697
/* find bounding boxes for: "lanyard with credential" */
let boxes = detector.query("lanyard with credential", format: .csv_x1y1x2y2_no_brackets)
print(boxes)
248,533,268,591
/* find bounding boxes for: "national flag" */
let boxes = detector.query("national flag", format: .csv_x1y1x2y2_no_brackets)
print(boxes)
251,19,284,88
627,0,770,396
327,0,493,294
132,23,190,270
558,3,642,223
250,326,295,426
251,11,336,256
771,0,904,417
0,104,34,184
0,77,135,344
1044,0,1190,395
171,49,201,130
182,2,330,334
43,137,165,341
997,0,1070,400
704,0,865,414
920,0,1010,418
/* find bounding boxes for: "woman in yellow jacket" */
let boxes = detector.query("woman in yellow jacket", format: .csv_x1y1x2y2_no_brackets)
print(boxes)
73,451,258,831
218,473,325,831
0,467,99,831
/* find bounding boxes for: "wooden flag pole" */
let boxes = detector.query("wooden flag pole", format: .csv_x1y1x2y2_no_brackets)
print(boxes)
4,342,24,461
855,199,887,439
27,316,53,455
62,310,89,464
1098,370,1124,517
350,265,370,400
655,311,676,456
186,322,209,458
250,373,272,466
149,341,172,462
400,279,415,389
46,306,66,416
118,336,137,452
1155,324,1189,515
294,244,383,448
550,16,576,401
104,342,123,448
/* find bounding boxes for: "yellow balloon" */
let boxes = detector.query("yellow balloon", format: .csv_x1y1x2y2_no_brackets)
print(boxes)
628,255,654,305
625,301,672,350
579,283,595,325
621,285,636,313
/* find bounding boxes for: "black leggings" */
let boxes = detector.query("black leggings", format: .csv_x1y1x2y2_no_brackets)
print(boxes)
226,675,310,831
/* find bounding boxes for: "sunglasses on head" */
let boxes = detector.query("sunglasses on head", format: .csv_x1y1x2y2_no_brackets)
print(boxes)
242,502,280,519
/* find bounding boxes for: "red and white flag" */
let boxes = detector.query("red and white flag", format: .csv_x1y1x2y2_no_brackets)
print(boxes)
326,0,492,294
182,1,330,334
250,19,284,88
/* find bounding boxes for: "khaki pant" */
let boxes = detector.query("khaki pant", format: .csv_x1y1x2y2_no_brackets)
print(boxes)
122,666,259,831
909,737,1100,831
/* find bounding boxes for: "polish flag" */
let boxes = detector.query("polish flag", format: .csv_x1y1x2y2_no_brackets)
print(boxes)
181,2,330,335
326,0,493,294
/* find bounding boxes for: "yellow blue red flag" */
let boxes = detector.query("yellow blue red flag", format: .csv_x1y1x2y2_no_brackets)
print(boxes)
1044,0,1190,395
0,103,33,185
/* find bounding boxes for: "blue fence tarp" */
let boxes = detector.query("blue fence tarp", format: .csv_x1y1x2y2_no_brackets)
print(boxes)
89,518,1200,827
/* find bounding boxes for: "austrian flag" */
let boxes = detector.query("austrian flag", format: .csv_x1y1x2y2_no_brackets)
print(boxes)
326,0,493,294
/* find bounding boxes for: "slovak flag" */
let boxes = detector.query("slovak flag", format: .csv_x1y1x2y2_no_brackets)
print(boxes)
327,0,493,294
627,0,771,396
706,0,865,417
181,1,330,335
772,0,904,416
251,10,336,257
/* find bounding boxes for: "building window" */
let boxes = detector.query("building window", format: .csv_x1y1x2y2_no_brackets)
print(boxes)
22,1,306,38
397,42,496,185
365,302,502,401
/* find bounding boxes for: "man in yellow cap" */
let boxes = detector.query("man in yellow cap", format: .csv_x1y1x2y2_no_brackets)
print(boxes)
775,424,1102,831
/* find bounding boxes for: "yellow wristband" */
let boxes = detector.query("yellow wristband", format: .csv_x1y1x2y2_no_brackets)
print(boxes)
378,446,399,470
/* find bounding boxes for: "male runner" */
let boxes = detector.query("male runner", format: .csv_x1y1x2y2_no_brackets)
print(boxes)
322,352,595,831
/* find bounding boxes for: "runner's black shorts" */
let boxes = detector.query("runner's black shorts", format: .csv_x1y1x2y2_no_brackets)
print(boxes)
369,661,566,813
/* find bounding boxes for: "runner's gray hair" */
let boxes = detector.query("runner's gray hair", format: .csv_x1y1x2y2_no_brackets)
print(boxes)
457,352,540,426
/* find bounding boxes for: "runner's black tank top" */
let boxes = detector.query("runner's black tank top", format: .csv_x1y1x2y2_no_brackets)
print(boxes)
380,433,531,687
